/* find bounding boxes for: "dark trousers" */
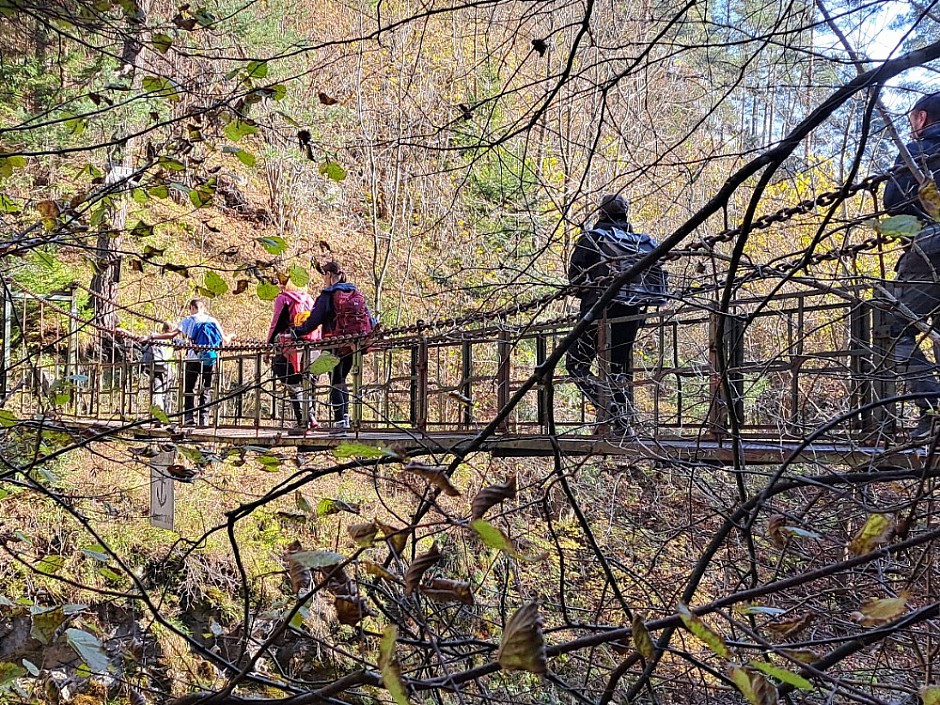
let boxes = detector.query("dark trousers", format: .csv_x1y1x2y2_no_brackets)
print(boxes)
183,360,214,424
565,304,644,415
889,225,940,412
330,352,354,422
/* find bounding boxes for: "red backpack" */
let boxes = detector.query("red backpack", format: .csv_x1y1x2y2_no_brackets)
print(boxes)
326,287,374,351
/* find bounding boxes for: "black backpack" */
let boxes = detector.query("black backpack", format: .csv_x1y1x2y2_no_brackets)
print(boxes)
588,227,668,306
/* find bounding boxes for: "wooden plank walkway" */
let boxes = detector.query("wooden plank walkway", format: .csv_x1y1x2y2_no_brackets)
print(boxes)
55,418,934,468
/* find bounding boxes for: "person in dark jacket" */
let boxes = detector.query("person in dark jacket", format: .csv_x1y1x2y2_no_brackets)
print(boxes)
292,261,369,430
566,194,647,432
883,91,940,439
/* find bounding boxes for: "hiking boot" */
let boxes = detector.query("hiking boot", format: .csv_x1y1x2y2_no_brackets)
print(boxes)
911,414,935,441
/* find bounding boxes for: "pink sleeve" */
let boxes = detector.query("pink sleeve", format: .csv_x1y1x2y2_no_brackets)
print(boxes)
267,294,287,343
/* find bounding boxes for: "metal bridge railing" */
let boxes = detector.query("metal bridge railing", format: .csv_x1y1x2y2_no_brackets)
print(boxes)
0,285,909,441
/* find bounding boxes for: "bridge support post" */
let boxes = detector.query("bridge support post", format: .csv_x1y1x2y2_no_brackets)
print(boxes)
496,329,511,433
411,336,428,431
351,349,363,427
850,301,874,432
536,334,547,433
870,302,898,435
708,311,745,438
461,341,473,430
596,313,612,432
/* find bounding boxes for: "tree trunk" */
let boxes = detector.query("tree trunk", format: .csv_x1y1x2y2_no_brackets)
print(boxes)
90,0,153,358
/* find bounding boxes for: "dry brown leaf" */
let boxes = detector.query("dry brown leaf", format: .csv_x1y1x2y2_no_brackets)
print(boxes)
848,513,894,555
37,200,60,219
377,519,407,555
765,613,814,639
779,648,818,664
403,462,461,496
419,578,474,605
334,595,373,626
403,542,441,595
729,665,779,705
851,594,908,626
498,601,546,674
361,561,400,582
348,520,378,547
921,181,940,219
471,475,517,520
767,514,787,548
283,539,312,595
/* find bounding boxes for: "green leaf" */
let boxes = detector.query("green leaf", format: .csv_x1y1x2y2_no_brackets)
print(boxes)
149,405,170,424
295,490,314,514
98,566,123,582
30,606,66,644
80,544,110,562
132,220,154,239
269,84,287,101
677,603,732,660
333,442,390,459
204,271,228,296
149,185,169,199
0,409,17,427
63,113,86,136
246,60,268,78
21,659,39,677
151,32,173,54
189,189,203,208
257,281,279,301
876,214,922,240
319,160,347,182
288,550,345,569
235,149,256,167
224,118,258,142
315,497,360,516
142,76,180,102
36,554,65,575
131,187,150,204
158,156,185,172
922,686,940,705
309,352,340,376
749,661,812,690
257,235,287,255
470,519,545,562
289,264,309,287
380,625,411,705
0,193,22,213
65,628,109,675
256,453,282,470
0,662,25,686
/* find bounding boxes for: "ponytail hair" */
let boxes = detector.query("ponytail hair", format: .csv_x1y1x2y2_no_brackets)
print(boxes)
322,260,347,283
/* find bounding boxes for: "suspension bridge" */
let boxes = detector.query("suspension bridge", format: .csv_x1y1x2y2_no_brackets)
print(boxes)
1,171,937,470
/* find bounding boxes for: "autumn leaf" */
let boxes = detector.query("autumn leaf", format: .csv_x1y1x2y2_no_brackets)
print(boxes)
920,181,940,219
403,542,441,595
632,613,655,660
380,626,411,705
403,462,461,496
729,665,778,705
377,519,407,555
471,475,517,520
335,595,373,626
360,561,400,582
419,578,474,605
348,520,378,547
498,602,547,674
749,661,812,691
677,603,731,659
283,539,311,594
921,685,940,705
316,498,360,516
765,613,814,639
848,513,894,555
851,594,908,626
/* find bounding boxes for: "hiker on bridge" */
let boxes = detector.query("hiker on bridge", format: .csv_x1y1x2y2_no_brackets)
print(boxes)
883,91,940,439
566,194,667,433
292,261,375,431
143,298,232,427
267,275,321,431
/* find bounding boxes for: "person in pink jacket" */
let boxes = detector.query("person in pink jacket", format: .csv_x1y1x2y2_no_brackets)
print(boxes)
267,279,321,430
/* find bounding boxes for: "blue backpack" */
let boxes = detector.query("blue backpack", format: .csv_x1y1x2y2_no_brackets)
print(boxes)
190,319,223,367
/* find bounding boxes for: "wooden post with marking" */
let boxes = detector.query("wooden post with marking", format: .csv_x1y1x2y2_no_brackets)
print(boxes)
496,328,511,432
149,447,176,531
